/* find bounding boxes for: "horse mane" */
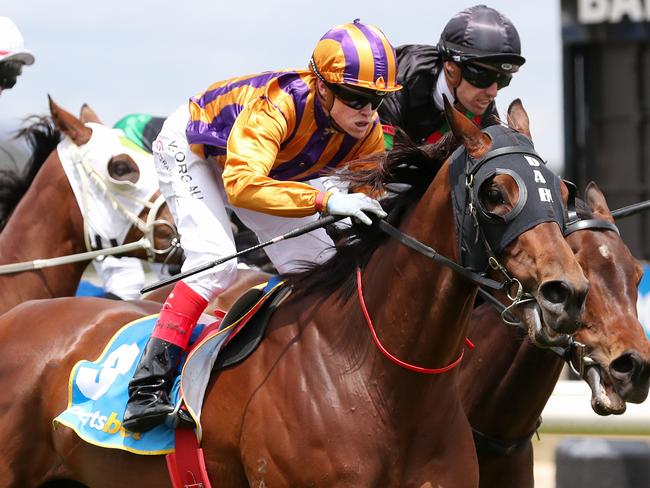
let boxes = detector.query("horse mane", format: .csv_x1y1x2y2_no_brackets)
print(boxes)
283,131,458,302
0,116,61,229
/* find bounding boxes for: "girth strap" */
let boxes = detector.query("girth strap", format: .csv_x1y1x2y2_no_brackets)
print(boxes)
472,417,542,456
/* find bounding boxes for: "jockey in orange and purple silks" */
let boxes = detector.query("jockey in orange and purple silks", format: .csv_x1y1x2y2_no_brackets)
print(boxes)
123,19,402,433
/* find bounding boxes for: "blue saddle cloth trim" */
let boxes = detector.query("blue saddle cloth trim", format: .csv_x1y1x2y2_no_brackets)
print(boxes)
263,275,282,293
53,315,208,455
54,277,283,455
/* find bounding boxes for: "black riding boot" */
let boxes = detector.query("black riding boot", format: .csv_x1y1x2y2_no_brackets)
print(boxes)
122,337,183,432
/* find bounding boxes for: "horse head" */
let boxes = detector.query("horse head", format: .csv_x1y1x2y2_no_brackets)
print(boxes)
562,182,650,414
444,97,589,343
48,96,182,269
487,99,650,413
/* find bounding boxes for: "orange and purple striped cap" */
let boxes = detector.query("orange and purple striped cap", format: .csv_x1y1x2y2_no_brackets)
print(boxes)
310,19,401,93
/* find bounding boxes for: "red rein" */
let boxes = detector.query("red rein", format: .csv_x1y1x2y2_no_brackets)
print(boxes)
356,267,475,374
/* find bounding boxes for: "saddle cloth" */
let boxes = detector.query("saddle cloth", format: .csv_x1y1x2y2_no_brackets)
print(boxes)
53,278,289,455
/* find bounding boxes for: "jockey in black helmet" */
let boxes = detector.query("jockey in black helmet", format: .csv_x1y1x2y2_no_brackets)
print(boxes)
379,4,526,147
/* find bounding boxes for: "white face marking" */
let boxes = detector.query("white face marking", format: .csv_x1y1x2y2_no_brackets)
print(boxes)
599,244,611,259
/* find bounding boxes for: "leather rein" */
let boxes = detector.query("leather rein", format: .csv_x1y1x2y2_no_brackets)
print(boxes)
354,144,554,374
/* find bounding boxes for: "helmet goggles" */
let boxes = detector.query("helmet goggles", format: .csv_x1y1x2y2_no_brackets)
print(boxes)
460,62,513,90
0,60,22,89
327,82,386,110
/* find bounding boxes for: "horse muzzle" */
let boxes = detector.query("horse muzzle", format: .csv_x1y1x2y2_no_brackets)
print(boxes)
536,279,589,335
609,349,650,404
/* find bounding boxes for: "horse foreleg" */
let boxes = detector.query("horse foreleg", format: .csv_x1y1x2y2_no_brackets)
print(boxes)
51,427,172,488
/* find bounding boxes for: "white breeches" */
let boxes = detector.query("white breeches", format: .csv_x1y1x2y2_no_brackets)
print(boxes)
152,104,335,301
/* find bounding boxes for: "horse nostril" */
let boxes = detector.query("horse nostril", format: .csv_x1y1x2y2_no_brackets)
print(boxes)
539,281,572,305
610,353,636,376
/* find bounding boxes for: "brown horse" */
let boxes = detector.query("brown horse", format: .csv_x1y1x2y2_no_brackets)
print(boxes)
0,100,589,487
458,103,650,488
0,97,181,314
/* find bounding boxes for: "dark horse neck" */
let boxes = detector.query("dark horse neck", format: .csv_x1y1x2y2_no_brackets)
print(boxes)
460,303,564,442
0,153,87,313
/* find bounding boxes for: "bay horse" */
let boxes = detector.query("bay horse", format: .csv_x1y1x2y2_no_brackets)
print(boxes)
460,186,650,488
458,102,650,488
0,97,266,313
0,96,181,314
0,100,589,487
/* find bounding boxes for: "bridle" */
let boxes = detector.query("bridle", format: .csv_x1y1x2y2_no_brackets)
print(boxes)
477,180,621,364
471,182,624,456
375,133,569,314
357,135,566,374
555,181,619,376
0,139,182,276
68,141,180,262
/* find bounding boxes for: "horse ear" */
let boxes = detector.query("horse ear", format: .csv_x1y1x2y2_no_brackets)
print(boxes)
507,99,532,141
79,103,102,124
443,94,491,158
585,181,614,222
48,95,92,146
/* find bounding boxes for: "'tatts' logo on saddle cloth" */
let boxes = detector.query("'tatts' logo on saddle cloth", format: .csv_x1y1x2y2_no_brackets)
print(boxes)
64,407,142,440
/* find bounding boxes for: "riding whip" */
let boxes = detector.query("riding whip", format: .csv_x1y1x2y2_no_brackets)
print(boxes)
140,215,346,293
612,199,650,219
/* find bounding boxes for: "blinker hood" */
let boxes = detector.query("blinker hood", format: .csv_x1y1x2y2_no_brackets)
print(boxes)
450,125,566,272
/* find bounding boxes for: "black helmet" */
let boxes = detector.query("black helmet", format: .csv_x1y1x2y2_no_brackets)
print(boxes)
438,5,525,71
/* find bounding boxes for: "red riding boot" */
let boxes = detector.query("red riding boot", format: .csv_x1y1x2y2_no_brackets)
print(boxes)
123,281,207,432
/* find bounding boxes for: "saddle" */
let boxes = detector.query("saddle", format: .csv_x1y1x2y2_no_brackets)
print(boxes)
214,279,291,368
167,278,291,488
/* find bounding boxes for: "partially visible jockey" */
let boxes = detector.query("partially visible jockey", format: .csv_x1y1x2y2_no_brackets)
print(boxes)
379,5,525,148
113,114,164,154
0,17,34,96
113,113,274,273
123,19,401,432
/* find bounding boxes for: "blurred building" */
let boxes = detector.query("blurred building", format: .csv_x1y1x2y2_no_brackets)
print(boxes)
562,0,650,260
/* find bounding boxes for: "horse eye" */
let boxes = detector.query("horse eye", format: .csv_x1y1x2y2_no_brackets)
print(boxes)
109,157,130,176
113,162,129,176
485,188,505,205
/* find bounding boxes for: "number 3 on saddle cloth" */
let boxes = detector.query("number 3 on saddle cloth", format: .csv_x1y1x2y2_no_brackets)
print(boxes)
54,276,289,457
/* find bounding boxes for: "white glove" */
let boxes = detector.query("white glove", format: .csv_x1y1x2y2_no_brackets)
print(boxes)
325,192,386,225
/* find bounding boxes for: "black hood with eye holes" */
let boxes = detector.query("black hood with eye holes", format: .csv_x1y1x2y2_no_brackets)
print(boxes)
449,125,566,272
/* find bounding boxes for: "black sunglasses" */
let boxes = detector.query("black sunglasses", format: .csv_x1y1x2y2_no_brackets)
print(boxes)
327,83,385,110
460,62,512,90
0,61,23,89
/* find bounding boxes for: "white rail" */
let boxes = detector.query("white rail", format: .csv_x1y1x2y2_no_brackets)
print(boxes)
540,380,650,435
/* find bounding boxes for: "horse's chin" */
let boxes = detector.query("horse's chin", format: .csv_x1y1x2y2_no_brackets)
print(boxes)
521,303,572,349
585,366,627,416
